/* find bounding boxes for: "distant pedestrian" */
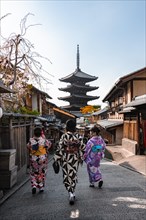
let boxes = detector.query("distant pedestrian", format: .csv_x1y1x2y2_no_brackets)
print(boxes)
83,127,90,144
84,125,106,188
27,126,52,194
53,119,85,205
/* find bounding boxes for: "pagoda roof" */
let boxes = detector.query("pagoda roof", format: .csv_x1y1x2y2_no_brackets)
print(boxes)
61,104,83,109
60,68,98,83
59,83,98,92
58,94,99,101
61,104,84,111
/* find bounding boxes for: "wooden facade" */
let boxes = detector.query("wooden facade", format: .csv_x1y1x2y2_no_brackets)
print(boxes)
25,85,52,115
101,67,146,154
123,121,138,142
124,97,146,154
0,114,35,179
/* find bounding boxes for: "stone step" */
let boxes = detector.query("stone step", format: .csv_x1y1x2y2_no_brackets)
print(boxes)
105,145,134,162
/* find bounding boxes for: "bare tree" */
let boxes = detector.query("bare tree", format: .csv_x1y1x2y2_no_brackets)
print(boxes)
0,13,53,111
0,13,53,85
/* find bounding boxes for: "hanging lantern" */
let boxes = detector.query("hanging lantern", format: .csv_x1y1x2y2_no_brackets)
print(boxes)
0,107,3,118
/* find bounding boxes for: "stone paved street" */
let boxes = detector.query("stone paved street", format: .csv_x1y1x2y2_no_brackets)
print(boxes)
0,158,146,220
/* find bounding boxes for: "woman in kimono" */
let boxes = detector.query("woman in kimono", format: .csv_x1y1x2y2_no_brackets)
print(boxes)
27,126,52,194
84,125,106,188
53,119,85,205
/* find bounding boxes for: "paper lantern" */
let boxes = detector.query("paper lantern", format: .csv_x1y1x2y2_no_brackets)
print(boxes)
0,107,3,118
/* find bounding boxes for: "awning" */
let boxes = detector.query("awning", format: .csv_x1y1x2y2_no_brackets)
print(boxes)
125,94,146,107
97,119,123,129
119,106,136,113
92,107,108,116
37,116,48,122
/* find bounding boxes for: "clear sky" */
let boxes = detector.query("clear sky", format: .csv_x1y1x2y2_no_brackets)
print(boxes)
0,0,145,109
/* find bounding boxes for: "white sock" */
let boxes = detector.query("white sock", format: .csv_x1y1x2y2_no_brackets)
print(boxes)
69,192,74,198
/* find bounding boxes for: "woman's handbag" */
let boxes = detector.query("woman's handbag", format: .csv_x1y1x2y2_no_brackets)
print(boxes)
52,160,60,174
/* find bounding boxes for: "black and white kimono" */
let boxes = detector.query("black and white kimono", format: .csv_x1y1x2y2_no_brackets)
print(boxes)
54,131,85,193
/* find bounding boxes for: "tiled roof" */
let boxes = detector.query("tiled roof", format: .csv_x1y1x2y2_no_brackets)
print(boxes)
92,107,108,116
58,94,99,100
97,119,123,129
125,94,146,107
119,106,136,113
59,83,98,92
32,85,52,99
103,67,146,102
60,68,98,82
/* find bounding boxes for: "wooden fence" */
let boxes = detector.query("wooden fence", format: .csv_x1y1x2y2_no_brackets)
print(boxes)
0,114,35,174
123,120,138,142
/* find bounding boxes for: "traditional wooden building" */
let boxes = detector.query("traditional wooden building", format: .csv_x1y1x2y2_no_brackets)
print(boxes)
25,85,52,115
58,45,99,112
101,67,146,153
124,94,146,154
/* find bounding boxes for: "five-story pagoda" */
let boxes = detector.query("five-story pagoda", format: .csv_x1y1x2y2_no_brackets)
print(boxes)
58,45,99,112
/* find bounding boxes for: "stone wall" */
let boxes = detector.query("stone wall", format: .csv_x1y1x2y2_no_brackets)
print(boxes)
122,138,137,154
0,149,17,189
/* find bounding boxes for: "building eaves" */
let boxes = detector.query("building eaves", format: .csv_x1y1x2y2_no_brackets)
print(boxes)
58,94,99,100
31,85,52,99
0,80,16,93
102,67,146,102
73,69,98,80
125,94,146,107
37,116,48,122
46,101,57,107
118,67,146,83
97,119,123,129
119,106,136,113
92,107,108,116
59,83,98,92
59,69,98,82
3,112,36,118
53,107,77,118
61,104,82,109
70,111,83,117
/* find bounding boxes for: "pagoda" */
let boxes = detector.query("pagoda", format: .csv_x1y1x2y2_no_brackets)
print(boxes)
58,45,99,112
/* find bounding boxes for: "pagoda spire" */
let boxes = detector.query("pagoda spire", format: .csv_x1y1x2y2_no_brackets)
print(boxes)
77,44,80,70
58,45,99,112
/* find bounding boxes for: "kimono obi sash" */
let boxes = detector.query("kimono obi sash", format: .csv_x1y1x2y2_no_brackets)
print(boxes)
31,146,47,156
91,145,102,153
31,139,47,156
64,141,80,154
65,146,78,154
